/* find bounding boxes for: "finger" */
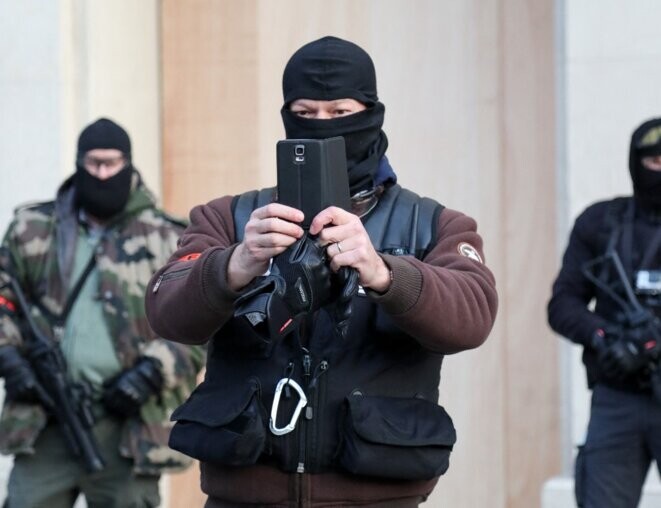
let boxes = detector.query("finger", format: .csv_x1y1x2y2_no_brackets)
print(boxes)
325,236,354,259
317,223,357,247
328,250,358,273
252,203,304,223
253,217,304,238
253,232,301,250
309,206,353,235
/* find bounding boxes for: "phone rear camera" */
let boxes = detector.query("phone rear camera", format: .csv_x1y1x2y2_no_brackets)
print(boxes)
295,145,305,156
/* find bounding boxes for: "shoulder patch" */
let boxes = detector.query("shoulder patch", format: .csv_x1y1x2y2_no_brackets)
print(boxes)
457,242,483,263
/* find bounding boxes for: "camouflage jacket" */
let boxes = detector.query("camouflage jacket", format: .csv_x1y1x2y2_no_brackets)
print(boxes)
0,172,204,475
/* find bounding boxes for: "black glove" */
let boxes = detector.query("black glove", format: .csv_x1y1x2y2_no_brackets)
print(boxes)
273,235,333,316
102,357,163,417
592,328,647,380
234,236,334,341
234,275,293,342
0,345,40,403
329,266,359,339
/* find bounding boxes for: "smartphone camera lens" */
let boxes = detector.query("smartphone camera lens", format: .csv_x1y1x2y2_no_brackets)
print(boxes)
294,144,305,163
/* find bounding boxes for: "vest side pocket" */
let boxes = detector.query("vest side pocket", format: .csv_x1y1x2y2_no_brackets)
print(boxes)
338,393,456,480
169,377,266,465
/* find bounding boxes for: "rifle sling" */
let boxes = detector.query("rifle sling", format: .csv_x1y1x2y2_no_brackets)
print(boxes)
57,252,97,327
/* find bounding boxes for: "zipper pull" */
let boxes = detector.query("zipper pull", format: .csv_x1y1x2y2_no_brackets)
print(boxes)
152,275,163,293
283,361,294,398
309,360,328,389
303,354,311,378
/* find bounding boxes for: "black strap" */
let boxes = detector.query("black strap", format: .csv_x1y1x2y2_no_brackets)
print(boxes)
620,201,636,280
598,198,630,284
232,188,275,243
363,185,443,259
639,226,661,271
57,252,97,326
600,197,661,285
618,200,661,277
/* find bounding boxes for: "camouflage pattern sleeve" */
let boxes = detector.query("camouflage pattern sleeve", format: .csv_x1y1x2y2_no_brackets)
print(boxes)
0,215,32,348
0,211,51,456
142,339,205,390
139,209,206,389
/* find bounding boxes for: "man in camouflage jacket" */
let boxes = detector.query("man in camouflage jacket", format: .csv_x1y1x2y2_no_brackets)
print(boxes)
0,118,203,507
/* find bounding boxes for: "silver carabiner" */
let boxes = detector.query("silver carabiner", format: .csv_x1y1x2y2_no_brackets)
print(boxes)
269,377,308,436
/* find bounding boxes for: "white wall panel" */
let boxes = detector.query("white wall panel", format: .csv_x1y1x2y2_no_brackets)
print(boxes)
545,0,661,504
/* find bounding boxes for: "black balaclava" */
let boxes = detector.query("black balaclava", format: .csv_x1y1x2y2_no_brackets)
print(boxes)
75,118,133,219
281,36,388,196
629,117,661,211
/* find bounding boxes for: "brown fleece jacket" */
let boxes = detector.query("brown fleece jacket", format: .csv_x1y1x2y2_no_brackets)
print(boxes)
145,193,498,506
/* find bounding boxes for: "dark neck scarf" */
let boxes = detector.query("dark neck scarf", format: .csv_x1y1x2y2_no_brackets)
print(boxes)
74,166,133,220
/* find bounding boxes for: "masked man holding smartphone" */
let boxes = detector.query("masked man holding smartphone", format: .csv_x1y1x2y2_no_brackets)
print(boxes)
146,36,498,508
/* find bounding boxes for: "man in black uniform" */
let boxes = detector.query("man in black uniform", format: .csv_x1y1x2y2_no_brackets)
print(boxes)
548,117,661,508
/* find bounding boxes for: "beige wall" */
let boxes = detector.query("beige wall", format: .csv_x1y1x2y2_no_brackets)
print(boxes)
60,0,162,193
162,1,559,507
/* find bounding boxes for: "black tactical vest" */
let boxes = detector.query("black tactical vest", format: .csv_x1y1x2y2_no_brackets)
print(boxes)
170,184,457,480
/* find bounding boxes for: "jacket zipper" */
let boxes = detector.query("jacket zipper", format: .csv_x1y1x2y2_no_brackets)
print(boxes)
305,360,328,473
296,351,312,473
152,266,191,293
295,354,329,475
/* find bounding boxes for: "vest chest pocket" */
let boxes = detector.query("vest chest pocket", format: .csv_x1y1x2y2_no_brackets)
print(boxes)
169,377,267,466
338,393,456,480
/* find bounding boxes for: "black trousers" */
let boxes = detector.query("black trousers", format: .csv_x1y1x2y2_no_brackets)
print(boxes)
205,496,425,508
575,384,661,508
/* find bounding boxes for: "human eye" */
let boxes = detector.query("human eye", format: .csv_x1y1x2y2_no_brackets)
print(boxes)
84,157,100,169
332,101,361,117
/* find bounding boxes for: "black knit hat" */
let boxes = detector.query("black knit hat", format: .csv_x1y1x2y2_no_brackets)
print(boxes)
77,118,131,158
282,36,378,105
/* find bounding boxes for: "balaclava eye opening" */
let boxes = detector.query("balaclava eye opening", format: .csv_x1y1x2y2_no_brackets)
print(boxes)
75,118,134,219
281,36,388,196
629,118,661,211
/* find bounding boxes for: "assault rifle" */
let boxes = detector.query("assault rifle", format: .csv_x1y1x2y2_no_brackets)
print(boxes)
0,247,105,472
582,247,661,398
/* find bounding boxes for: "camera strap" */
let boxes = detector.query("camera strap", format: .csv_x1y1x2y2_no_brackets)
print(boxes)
612,199,661,276
232,189,275,243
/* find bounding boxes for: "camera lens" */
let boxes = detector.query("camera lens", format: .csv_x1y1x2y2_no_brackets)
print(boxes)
295,145,305,156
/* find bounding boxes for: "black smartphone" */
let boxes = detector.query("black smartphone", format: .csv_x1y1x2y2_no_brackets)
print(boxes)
276,137,351,228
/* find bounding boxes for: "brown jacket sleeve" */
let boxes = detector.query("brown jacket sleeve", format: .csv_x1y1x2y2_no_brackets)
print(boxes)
145,195,241,344
146,199,498,353
368,207,497,353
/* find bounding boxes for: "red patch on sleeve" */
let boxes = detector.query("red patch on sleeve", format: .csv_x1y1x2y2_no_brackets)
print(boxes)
0,295,16,313
178,253,201,262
